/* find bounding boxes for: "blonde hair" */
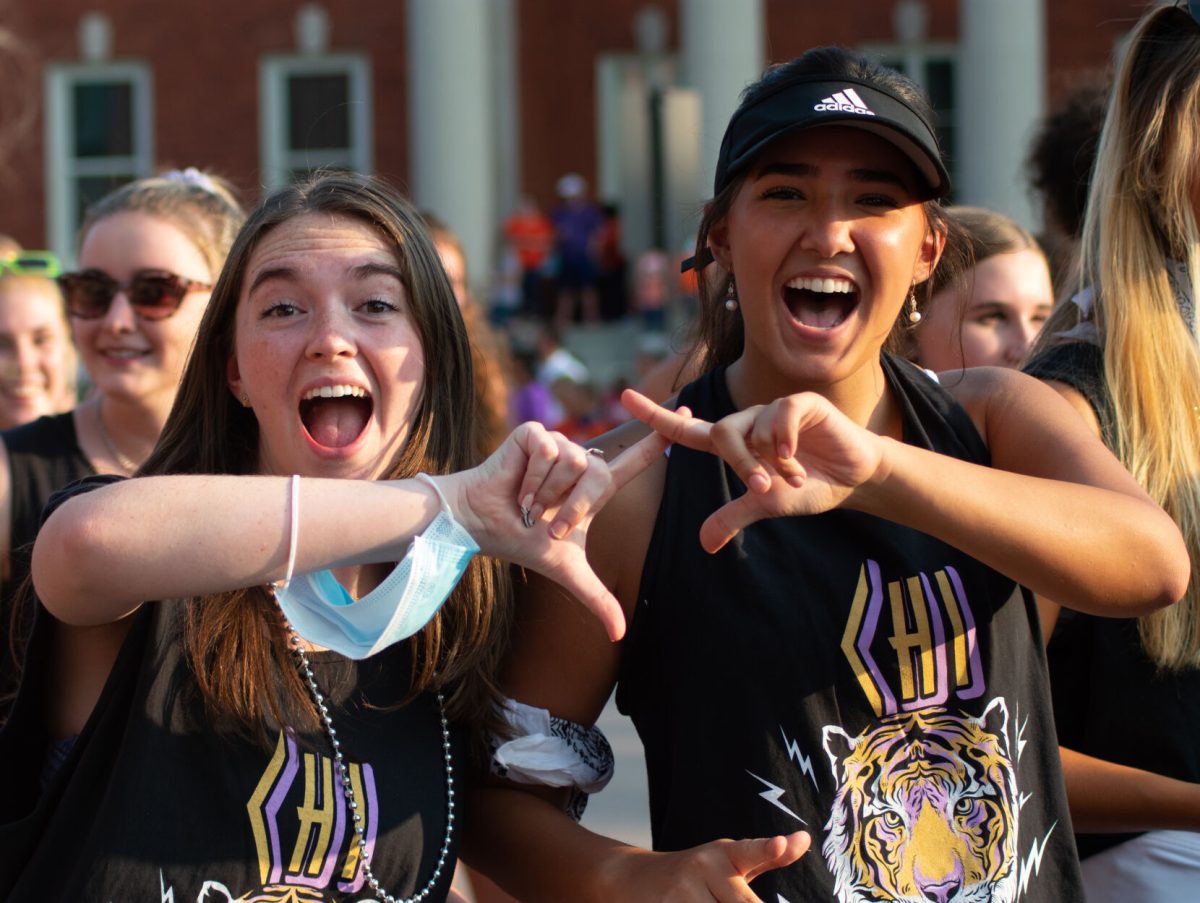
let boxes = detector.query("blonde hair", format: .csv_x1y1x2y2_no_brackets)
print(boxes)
1036,5,1200,670
80,170,245,278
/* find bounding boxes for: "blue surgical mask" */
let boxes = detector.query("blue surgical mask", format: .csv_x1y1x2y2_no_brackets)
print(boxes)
275,509,479,659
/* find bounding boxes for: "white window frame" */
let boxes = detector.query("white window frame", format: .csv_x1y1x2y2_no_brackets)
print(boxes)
44,61,153,263
259,53,372,189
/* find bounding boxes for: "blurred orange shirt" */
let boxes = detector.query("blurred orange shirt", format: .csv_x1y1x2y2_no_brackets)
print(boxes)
503,211,554,272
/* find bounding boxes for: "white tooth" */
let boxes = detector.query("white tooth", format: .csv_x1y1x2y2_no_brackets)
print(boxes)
820,278,832,293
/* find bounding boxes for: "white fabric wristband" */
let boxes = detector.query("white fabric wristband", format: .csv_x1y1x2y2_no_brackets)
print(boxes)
491,698,615,819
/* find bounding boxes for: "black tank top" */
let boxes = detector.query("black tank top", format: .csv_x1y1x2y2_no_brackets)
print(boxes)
1026,341,1200,859
618,354,1083,902
0,413,93,715
0,475,459,901
2,411,94,601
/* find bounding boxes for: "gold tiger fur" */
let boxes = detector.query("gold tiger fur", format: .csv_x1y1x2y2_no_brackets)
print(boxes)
821,698,1017,903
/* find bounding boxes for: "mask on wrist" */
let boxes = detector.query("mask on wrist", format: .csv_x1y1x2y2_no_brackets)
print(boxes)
275,508,479,659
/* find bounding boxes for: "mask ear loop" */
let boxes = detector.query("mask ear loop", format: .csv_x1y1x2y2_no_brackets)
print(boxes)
282,474,300,590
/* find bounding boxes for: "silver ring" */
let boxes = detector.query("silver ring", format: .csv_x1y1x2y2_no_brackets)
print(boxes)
519,505,536,528
586,448,606,459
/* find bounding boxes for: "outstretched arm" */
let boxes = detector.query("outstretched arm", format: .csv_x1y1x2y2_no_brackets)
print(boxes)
622,368,1188,617
32,422,666,629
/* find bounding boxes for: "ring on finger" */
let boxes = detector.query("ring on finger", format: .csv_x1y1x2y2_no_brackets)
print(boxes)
586,448,607,460
519,504,536,528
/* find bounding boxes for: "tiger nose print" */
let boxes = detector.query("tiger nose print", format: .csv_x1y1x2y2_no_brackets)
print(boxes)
906,801,968,902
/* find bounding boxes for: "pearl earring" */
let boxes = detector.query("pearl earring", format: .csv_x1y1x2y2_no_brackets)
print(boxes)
906,288,922,324
725,279,738,312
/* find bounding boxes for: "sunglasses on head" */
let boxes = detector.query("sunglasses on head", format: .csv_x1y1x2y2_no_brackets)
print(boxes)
0,251,62,279
56,268,212,320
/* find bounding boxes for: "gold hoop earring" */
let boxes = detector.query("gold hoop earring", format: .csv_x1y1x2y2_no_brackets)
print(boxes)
906,288,922,324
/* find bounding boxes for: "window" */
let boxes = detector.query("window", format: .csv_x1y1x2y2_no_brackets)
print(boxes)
259,54,372,188
44,62,153,262
864,44,958,197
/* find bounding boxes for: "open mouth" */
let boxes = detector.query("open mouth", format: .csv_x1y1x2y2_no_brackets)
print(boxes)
299,384,373,449
784,276,858,330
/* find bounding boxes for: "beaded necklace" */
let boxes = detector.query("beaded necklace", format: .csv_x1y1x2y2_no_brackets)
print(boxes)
284,621,456,902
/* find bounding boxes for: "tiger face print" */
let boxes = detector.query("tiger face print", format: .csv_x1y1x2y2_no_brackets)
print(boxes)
821,698,1017,903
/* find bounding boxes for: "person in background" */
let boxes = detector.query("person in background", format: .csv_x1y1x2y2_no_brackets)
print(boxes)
633,248,671,334
422,212,513,456
0,235,21,263
1024,5,1200,898
595,203,628,322
1026,79,1109,296
502,194,555,319
0,169,245,713
0,252,77,429
549,173,603,329
908,206,1053,371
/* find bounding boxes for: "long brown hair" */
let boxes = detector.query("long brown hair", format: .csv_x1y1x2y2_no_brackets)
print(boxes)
141,172,511,742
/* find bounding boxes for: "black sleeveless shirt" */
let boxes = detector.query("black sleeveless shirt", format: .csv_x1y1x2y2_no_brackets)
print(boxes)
1026,341,1200,859
0,412,94,716
2,411,93,597
617,354,1083,902
0,476,459,902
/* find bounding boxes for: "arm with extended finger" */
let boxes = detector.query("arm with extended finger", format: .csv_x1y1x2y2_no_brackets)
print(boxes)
622,374,1188,617
32,422,655,628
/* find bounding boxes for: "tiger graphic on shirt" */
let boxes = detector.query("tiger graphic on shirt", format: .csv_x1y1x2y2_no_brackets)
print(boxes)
820,698,1017,903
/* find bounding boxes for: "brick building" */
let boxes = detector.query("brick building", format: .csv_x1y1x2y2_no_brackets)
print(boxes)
0,0,1158,290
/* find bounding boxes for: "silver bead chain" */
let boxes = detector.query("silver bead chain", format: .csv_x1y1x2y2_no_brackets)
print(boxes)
286,623,455,903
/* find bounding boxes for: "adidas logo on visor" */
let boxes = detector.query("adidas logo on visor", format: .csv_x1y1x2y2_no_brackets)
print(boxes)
813,87,876,116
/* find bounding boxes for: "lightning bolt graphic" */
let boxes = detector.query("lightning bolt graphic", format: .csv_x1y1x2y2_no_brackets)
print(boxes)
159,871,175,903
1018,823,1057,894
1014,701,1029,762
747,770,806,823
779,726,820,792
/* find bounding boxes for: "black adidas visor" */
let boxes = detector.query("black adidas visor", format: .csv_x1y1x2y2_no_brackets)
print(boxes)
715,74,950,199
683,76,950,272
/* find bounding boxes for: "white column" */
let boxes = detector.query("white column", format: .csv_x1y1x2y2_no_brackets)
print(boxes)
407,0,497,293
680,0,765,199
957,0,1045,229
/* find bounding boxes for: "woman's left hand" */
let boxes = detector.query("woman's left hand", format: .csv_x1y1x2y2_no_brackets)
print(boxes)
444,421,668,640
622,388,885,553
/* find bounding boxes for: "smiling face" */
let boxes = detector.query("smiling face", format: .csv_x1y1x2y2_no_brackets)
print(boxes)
0,276,75,427
710,126,942,405
226,212,425,480
915,249,1053,371
71,211,213,412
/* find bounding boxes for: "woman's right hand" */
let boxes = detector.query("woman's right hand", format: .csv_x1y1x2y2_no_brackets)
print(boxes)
622,387,886,552
599,831,811,902
441,421,668,640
